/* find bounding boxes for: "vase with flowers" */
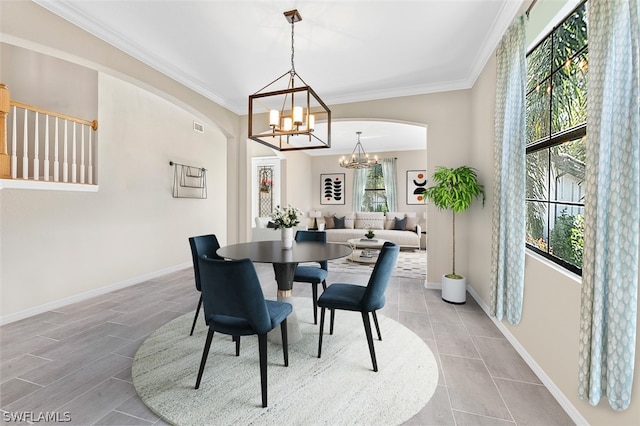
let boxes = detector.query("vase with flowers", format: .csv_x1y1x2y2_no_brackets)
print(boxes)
271,204,302,249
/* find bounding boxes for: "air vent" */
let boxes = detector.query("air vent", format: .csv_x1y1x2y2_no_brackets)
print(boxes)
193,121,204,133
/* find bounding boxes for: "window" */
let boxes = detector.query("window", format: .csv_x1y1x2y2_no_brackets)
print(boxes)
362,164,388,212
525,1,587,275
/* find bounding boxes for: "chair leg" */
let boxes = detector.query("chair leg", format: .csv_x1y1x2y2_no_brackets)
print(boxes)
317,307,326,358
329,309,335,335
372,311,382,340
233,335,241,356
361,312,378,372
195,327,215,389
321,279,327,290
258,334,268,408
190,294,203,336
280,319,289,366
312,283,319,324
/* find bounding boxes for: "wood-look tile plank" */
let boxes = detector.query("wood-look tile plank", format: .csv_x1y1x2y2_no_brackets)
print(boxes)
115,395,160,423
107,311,183,341
398,292,428,313
55,378,137,425
473,336,542,384
40,308,125,341
494,378,574,425
0,378,43,406
31,323,132,360
19,336,130,386
4,353,131,414
440,354,512,421
94,410,154,425
428,304,463,324
0,335,59,362
405,385,455,425
399,311,434,341
457,310,503,338
1,354,50,384
452,410,516,425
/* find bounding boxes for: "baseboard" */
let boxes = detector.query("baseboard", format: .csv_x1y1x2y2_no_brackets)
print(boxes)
465,286,588,426
0,262,192,325
424,279,441,290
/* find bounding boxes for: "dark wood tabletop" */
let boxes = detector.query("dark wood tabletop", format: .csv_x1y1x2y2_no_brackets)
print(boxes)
216,240,352,264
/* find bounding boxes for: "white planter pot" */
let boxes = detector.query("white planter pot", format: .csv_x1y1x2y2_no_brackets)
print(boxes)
441,274,466,304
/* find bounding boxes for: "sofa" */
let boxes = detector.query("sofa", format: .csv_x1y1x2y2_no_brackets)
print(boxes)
315,211,421,249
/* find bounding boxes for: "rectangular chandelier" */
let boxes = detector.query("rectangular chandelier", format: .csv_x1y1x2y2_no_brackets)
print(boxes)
248,10,331,152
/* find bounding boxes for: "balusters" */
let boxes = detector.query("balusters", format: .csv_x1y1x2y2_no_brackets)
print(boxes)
72,122,77,183
11,106,17,179
88,127,93,185
3,101,96,184
44,115,50,181
80,124,85,184
33,111,39,180
63,120,68,183
54,117,59,182
22,109,28,179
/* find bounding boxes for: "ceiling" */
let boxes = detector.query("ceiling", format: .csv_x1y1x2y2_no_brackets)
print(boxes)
34,0,524,155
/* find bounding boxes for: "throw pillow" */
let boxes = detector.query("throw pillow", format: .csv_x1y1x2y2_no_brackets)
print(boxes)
334,215,346,229
405,216,418,231
267,221,277,228
394,216,407,230
324,215,335,229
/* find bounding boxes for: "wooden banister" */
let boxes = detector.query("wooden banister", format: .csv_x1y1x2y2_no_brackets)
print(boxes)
0,84,10,178
10,100,98,131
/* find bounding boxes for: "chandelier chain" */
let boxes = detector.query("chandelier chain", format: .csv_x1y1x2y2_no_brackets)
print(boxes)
290,18,296,75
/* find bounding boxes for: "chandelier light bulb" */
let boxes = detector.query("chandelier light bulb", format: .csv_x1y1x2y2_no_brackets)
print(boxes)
283,117,293,131
293,106,303,125
269,110,280,127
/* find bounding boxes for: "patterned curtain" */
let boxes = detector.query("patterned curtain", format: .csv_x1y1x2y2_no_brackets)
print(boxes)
352,168,367,212
578,0,639,411
381,158,398,212
489,16,526,325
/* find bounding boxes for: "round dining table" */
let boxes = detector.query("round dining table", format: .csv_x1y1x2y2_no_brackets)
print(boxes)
217,240,352,343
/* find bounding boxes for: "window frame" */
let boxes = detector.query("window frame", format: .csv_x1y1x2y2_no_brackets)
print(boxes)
362,164,388,213
525,0,587,276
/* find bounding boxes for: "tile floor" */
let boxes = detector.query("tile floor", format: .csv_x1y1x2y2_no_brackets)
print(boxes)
0,264,575,425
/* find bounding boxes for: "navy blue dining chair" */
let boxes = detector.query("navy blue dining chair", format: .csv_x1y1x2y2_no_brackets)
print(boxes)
194,256,292,408
293,230,329,324
317,242,399,372
188,234,223,336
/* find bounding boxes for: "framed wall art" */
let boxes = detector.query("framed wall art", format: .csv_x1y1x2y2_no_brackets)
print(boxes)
320,173,345,205
407,170,427,204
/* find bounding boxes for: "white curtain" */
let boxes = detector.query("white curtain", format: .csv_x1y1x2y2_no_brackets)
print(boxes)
352,168,367,212
381,158,398,212
489,16,527,325
578,0,639,411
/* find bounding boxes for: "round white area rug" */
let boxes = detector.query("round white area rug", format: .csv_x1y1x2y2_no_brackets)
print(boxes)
132,298,438,425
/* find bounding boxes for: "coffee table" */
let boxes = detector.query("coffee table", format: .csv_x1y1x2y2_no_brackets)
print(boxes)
346,238,389,264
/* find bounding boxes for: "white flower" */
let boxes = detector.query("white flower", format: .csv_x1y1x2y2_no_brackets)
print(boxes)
271,205,302,229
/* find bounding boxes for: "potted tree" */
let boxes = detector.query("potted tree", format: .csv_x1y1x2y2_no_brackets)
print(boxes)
423,166,485,304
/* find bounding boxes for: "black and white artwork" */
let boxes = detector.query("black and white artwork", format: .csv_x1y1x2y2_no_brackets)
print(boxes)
321,173,345,205
407,170,427,204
